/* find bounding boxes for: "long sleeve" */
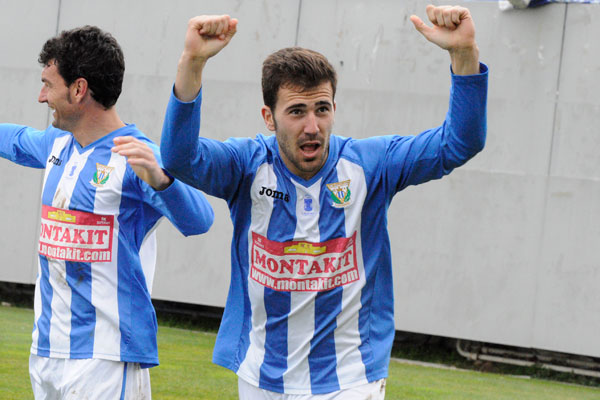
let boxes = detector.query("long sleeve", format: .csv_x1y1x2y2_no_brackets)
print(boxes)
380,63,488,195
136,143,214,236
0,124,55,168
143,178,213,236
160,87,258,200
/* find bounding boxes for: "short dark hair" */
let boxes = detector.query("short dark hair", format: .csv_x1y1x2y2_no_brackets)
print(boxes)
262,47,337,110
38,25,125,109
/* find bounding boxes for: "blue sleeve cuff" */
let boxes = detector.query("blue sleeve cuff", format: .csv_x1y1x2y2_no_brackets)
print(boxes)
170,84,202,105
450,62,489,78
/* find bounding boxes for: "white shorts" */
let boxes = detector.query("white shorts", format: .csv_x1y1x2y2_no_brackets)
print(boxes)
238,377,386,400
29,354,151,400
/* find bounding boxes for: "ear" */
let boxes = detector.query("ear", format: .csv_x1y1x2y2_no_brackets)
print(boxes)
70,78,89,103
261,105,276,132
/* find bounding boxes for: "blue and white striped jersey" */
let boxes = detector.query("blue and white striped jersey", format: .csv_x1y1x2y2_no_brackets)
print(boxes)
0,123,214,367
161,65,488,394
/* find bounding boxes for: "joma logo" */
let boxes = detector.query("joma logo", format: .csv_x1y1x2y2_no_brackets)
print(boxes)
48,156,62,166
259,186,290,202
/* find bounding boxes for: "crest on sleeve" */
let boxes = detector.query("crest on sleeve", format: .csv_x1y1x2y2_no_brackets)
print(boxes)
326,179,352,208
90,163,114,188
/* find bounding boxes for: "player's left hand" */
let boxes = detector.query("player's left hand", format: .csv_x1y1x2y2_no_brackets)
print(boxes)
410,5,479,75
112,136,173,191
410,5,475,51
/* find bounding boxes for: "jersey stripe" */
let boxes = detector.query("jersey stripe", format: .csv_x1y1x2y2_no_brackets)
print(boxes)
358,172,395,380
308,172,349,393
335,158,369,387
66,260,94,357
47,258,71,358
260,288,289,392
282,179,321,392
138,226,159,294
34,256,52,357
93,151,126,360
237,162,275,386
310,289,342,392
259,163,298,392
33,135,71,355
116,161,151,362
67,146,111,358
40,135,73,206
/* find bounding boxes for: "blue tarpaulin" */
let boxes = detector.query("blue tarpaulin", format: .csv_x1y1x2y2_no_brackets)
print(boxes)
496,0,600,9
529,0,600,4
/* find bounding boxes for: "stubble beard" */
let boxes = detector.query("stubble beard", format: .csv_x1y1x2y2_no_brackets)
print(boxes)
274,117,330,179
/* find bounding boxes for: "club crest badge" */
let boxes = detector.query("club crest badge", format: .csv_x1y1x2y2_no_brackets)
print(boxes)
91,163,114,188
326,179,352,208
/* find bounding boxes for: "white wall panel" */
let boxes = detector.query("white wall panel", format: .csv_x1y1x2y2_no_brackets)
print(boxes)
534,178,600,356
391,170,546,348
550,6,600,180
532,5,600,356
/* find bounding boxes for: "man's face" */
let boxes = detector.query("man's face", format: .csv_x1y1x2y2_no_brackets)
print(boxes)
38,61,80,132
262,81,336,181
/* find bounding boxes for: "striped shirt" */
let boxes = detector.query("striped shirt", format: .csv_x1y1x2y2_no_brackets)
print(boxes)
0,123,213,367
161,64,488,393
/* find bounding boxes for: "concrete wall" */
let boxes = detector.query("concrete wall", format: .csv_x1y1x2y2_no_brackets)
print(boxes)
1,0,599,358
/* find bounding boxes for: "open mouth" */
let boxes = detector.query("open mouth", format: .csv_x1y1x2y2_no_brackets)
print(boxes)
300,142,321,157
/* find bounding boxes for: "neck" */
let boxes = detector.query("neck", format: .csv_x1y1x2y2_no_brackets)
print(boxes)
71,106,125,147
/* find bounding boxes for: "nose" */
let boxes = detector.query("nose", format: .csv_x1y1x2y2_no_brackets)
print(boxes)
38,86,47,103
304,112,319,134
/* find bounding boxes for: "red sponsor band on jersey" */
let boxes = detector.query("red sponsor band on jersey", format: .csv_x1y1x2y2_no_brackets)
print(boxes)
38,205,114,262
250,231,359,292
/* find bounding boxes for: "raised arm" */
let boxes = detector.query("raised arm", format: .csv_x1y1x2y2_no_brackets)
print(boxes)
161,15,248,199
175,15,238,101
410,5,479,75
372,5,487,196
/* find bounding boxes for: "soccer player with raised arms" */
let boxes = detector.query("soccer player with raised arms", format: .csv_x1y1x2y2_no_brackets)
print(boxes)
161,5,487,398
0,26,214,398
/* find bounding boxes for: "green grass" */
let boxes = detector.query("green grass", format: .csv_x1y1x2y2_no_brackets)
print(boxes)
0,305,32,399
1,305,600,399
151,327,238,399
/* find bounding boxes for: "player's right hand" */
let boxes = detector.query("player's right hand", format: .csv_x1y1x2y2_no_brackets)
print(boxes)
112,136,173,191
182,15,238,62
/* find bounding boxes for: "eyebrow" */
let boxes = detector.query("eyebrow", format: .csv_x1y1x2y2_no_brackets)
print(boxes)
285,103,306,112
285,100,332,112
